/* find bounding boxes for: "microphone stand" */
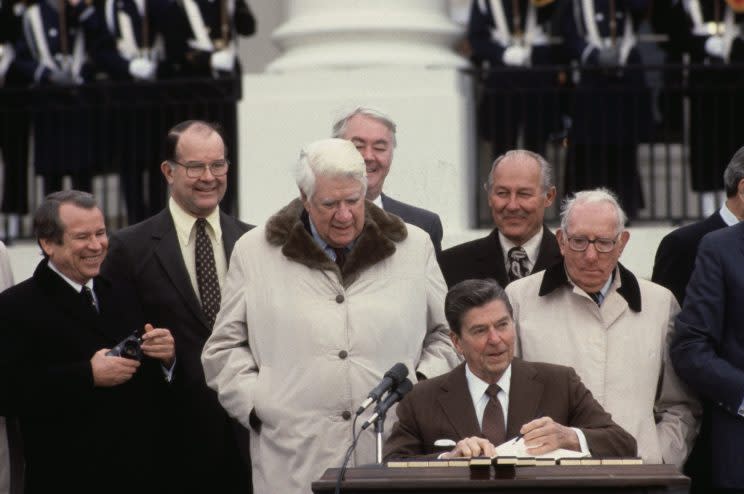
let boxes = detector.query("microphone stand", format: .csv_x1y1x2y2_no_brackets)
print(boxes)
373,408,386,464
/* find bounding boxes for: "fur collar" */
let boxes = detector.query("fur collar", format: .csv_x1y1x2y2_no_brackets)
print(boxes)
265,198,408,281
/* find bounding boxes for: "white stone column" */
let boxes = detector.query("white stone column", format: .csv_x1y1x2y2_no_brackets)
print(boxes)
267,0,467,71
238,0,477,240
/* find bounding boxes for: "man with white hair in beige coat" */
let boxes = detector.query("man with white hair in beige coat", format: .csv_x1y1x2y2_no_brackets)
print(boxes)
202,138,459,494
505,188,700,467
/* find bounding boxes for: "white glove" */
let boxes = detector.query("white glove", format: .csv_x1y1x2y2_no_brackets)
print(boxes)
705,36,724,58
129,57,156,80
502,45,530,67
210,48,236,73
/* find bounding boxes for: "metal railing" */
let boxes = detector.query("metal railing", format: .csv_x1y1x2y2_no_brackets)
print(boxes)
472,63,744,226
0,76,241,243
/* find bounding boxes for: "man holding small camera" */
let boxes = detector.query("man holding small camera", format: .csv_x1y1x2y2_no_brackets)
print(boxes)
0,190,174,494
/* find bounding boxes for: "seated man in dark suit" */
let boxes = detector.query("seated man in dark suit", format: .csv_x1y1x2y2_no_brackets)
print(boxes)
439,150,562,288
384,278,636,459
0,190,175,494
332,106,443,253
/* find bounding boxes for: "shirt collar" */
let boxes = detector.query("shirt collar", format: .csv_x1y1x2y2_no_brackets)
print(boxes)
465,361,512,404
498,227,543,266
308,217,356,260
720,203,740,226
169,197,222,248
47,260,94,293
372,194,383,209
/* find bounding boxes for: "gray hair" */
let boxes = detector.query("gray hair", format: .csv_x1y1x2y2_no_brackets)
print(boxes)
484,149,554,193
331,107,398,148
295,138,368,199
560,188,627,234
445,278,513,336
34,190,100,254
723,146,744,197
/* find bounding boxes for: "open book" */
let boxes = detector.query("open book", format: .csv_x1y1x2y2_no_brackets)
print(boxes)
494,437,589,459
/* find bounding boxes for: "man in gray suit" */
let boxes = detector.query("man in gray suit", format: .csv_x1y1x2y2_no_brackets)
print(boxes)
333,107,443,253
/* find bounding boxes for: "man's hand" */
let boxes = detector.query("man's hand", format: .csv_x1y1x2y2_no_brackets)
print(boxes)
519,416,580,455
141,323,175,367
91,348,140,387
441,436,496,459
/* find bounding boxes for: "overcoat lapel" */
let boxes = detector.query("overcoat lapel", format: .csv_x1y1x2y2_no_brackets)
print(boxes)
36,262,118,344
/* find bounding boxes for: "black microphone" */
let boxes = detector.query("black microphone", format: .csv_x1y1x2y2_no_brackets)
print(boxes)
355,362,408,415
361,378,413,430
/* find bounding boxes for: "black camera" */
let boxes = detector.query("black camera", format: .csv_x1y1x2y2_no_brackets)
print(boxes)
106,330,144,361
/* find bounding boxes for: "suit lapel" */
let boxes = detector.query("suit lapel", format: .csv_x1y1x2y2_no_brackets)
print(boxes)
480,230,508,287
533,228,562,272
152,210,210,329
219,211,242,260
505,358,543,438
436,364,482,439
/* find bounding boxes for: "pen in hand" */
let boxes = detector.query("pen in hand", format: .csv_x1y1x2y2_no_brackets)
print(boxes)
513,411,543,444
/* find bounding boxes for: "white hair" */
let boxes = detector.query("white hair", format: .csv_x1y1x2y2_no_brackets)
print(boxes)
295,138,367,199
560,188,628,234
331,106,397,148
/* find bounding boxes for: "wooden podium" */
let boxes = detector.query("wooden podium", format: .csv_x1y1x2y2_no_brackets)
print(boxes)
313,464,690,493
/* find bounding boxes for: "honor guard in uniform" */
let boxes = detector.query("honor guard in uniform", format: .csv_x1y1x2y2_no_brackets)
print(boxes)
13,0,141,196
100,0,170,223
561,0,651,220
665,0,744,215
468,0,563,157
164,0,254,77
1,0,31,230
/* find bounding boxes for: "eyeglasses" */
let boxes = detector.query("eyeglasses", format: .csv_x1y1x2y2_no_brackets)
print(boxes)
565,234,619,253
171,159,229,178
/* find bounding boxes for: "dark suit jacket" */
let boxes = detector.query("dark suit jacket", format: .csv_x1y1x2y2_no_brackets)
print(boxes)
381,194,443,254
101,207,253,493
384,359,636,460
0,261,169,494
438,227,562,288
672,222,744,489
652,212,728,305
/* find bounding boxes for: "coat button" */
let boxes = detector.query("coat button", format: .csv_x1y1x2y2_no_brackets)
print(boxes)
342,411,351,420
336,294,344,303
338,350,348,359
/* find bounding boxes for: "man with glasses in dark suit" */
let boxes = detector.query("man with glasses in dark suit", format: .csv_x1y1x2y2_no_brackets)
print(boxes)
102,120,253,493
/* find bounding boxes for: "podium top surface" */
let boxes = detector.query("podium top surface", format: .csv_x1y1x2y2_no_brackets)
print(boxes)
313,464,689,493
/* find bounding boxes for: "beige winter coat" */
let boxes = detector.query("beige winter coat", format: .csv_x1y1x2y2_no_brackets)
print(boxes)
506,262,700,467
202,200,459,494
